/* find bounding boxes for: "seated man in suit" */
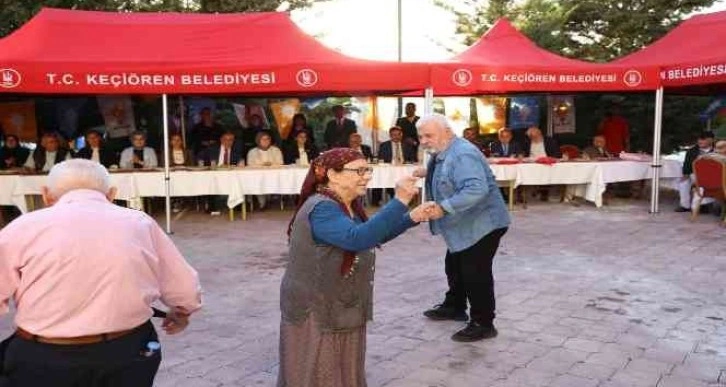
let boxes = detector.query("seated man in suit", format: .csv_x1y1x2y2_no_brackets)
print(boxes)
378,126,417,164
201,131,243,216
202,131,243,167
524,126,561,159
463,128,489,156
582,135,614,160
490,127,523,158
75,129,118,168
348,133,373,159
324,105,357,149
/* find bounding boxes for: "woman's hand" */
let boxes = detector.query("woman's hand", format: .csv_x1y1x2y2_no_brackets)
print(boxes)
394,176,419,205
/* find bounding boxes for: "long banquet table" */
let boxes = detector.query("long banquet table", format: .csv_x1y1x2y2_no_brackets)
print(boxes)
0,159,682,215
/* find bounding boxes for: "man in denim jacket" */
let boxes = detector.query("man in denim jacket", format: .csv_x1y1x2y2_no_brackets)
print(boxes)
416,114,510,342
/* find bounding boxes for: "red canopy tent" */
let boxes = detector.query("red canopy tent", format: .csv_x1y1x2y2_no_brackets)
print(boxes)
0,8,430,95
613,11,726,211
615,11,726,91
430,19,659,95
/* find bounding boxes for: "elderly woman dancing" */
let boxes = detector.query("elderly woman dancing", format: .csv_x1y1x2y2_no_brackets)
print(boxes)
278,148,433,387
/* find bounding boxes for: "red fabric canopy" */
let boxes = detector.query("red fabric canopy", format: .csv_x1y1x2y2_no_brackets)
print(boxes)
0,8,430,95
431,19,659,95
615,11,726,89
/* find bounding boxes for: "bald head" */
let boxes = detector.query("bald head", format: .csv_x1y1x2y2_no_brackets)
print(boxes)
416,113,455,153
43,159,116,206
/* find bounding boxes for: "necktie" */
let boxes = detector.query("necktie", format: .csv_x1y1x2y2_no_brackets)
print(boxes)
503,143,508,156
394,143,402,163
223,147,230,165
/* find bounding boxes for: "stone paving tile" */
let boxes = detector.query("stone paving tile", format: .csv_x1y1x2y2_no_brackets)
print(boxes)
1,198,726,387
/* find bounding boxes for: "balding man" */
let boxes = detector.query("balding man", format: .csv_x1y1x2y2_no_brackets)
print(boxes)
415,114,510,342
0,159,201,387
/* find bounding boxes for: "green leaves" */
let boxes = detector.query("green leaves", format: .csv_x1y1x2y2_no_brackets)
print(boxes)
0,0,324,38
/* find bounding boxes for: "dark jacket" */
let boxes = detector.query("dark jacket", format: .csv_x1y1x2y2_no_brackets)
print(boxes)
395,116,420,145
283,142,319,165
525,137,561,158
324,118,357,149
490,141,523,158
683,145,713,176
354,145,373,160
0,146,30,169
75,146,118,168
200,145,243,166
378,140,417,163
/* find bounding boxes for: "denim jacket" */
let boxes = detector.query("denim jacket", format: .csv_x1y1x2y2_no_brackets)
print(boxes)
426,137,510,252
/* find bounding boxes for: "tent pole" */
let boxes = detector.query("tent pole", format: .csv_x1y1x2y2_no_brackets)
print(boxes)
546,95,554,137
179,96,187,150
162,94,173,234
649,87,664,214
421,87,434,201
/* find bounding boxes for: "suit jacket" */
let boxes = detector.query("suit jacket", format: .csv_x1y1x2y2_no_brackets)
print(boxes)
202,145,243,166
162,148,196,167
353,145,373,159
395,116,420,145
683,145,713,176
490,141,523,158
283,142,319,165
75,146,118,168
525,137,561,158
324,118,357,149
378,140,417,163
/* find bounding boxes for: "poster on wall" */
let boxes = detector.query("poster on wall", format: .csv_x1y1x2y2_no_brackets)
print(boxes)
442,97,471,137
551,96,576,134
475,97,507,134
508,96,540,130
269,99,301,140
0,101,37,142
97,96,136,139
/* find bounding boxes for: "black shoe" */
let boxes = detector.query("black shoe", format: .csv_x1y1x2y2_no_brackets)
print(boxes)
423,304,468,321
452,321,497,342
674,206,691,213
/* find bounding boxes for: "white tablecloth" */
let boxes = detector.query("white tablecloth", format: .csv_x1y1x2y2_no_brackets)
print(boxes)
0,160,681,213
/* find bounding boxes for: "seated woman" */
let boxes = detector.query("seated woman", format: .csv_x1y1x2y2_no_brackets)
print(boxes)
278,148,432,387
75,129,118,168
0,134,30,170
119,131,158,169
284,130,319,166
290,113,315,145
164,133,195,168
24,132,72,172
247,132,284,209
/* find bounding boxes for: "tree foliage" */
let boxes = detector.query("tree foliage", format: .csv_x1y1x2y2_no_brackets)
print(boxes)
0,0,321,38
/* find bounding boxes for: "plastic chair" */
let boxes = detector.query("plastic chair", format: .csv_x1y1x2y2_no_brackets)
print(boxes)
691,156,726,226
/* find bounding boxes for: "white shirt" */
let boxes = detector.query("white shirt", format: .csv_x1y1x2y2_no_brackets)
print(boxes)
217,146,233,166
91,148,101,163
247,146,284,166
119,147,158,169
298,147,309,166
172,149,185,165
24,150,71,171
530,141,547,159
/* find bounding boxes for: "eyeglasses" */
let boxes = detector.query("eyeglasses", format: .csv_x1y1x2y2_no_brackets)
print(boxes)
342,167,374,176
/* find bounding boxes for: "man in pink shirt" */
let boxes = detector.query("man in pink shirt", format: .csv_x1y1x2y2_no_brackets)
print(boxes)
0,159,202,387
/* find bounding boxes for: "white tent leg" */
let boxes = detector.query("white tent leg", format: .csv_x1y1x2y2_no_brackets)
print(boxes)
162,94,172,233
650,87,664,214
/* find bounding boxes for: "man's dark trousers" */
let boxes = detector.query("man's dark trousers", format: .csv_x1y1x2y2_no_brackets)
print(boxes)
443,227,508,325
2,321,160,387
